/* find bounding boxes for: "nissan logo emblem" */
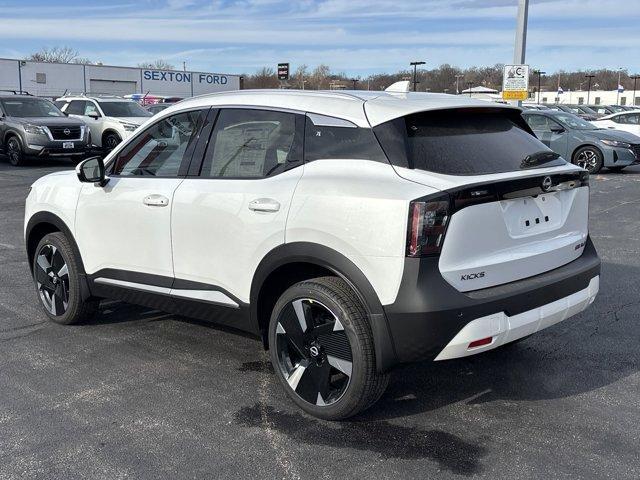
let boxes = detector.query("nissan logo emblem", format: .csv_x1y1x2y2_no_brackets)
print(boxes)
63,128,71,136
309,346,320,357
541,176,552,192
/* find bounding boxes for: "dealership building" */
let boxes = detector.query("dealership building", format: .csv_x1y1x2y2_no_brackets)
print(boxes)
0,57,241,99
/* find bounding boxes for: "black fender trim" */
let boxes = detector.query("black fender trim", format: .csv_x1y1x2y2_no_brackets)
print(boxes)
250,242,398,372
25,211,92,301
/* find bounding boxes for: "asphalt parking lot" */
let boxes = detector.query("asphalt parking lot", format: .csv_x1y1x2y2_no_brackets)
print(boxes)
1,157,639,480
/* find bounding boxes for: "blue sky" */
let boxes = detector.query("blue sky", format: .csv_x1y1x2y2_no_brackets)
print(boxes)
1,0,639,76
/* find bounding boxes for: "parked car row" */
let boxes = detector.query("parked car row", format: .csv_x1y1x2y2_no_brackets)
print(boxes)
0,91,155,166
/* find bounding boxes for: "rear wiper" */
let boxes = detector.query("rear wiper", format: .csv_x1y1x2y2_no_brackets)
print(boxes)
520,151,561,169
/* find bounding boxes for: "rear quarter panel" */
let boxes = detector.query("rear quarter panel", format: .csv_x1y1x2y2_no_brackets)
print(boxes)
286,159,435,305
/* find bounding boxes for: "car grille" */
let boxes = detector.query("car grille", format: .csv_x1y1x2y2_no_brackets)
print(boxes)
631,144,640,159
48,126,82,140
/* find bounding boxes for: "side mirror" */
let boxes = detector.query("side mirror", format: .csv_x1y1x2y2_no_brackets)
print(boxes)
550,125,565,133
76,156,108,186
87,112,100,119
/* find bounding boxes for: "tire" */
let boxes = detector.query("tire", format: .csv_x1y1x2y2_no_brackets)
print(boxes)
33,232,98,325
268,276,389,420
6,136,26,166
608,166,626,172
103,132,121,152
572,146,603,174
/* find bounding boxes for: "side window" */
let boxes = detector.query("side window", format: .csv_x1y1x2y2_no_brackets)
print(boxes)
304,113,387,162
200,109,301,178
111,110,205,177
66,100,86,115
53,101,66,110
614,115,626,124
524,115,549,131
84,102,100,116
627,114,640,125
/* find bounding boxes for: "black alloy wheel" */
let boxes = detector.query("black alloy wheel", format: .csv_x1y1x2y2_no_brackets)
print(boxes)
7,137,25,166
35,243,70,316
275,298,353,407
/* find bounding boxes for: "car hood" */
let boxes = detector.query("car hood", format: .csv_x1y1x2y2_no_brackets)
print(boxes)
13,116,86,127
583,128,640,143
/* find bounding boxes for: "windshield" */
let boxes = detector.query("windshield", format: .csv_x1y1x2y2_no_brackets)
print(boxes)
374,110,566,176
554,113,596,130
99,101,152,117
0,98,64,118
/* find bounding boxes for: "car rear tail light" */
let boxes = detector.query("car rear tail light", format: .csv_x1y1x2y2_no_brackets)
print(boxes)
407,194,450,257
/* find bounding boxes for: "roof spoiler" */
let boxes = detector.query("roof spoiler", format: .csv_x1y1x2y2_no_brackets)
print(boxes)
385,81,410,93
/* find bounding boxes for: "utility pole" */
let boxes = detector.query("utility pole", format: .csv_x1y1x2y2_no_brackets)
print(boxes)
455,74,464,94
585,74,595,105
512,0,529,106
631,75,640,107
410,61,426,92
533,69,545,104
467,82,473,97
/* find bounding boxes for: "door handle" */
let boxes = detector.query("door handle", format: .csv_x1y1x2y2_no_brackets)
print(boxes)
248,198,280,213
143,194,169,207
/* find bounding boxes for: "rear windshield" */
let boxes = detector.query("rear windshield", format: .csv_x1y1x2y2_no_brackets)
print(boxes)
374,109,565,175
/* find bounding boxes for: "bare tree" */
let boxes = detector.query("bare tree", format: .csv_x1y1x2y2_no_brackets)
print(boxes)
137,59,176,70
27,46,92,64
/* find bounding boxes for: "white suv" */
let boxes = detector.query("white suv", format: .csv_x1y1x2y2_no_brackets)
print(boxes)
24,90,600,420
55,95,152,151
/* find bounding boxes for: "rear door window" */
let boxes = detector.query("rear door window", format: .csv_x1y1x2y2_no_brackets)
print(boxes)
304,114,387,162
374,109,565,175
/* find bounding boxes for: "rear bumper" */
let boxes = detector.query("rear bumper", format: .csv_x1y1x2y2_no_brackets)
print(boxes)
383,236,601,364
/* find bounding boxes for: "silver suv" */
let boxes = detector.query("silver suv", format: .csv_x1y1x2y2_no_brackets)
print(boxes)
55,94,152,152
0,92,90,166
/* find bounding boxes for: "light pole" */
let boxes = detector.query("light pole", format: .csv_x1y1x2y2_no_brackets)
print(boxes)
533,69,545,104
410,61,426,92
616,68,623,105
466,82,473,97
455,74,464,94
631,75,640,107
585,74,595,105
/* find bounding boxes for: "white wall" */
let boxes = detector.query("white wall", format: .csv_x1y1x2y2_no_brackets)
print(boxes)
0,58,240,99
533,89,640,106
0,59,20,93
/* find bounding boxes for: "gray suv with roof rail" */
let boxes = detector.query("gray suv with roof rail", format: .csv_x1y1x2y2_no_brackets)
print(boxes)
0,92,90,166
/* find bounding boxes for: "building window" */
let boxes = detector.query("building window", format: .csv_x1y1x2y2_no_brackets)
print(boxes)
635,96,640,106
594,97,601,105
578,97,584,104
542,97,548,103
35,73,46,84
621,97,627,106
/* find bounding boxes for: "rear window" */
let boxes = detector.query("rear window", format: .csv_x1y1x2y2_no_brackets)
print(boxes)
374,109,565,175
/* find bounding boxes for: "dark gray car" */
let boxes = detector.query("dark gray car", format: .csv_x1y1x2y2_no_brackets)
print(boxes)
0,94,90,166
522,110,640,173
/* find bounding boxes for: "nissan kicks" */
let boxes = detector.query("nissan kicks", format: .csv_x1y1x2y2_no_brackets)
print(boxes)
24,90,600,420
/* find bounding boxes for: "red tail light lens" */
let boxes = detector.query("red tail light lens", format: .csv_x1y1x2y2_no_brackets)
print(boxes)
407,194,451,257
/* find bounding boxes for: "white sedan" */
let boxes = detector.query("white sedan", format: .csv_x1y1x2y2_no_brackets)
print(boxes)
591,110,640,136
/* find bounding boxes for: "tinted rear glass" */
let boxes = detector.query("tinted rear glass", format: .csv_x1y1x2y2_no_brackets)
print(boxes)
304,115,387,162
374,109,565,175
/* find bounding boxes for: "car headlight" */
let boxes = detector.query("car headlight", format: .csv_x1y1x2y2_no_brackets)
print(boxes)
118,122,138,132
601,139,632,148
23,124,47,135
